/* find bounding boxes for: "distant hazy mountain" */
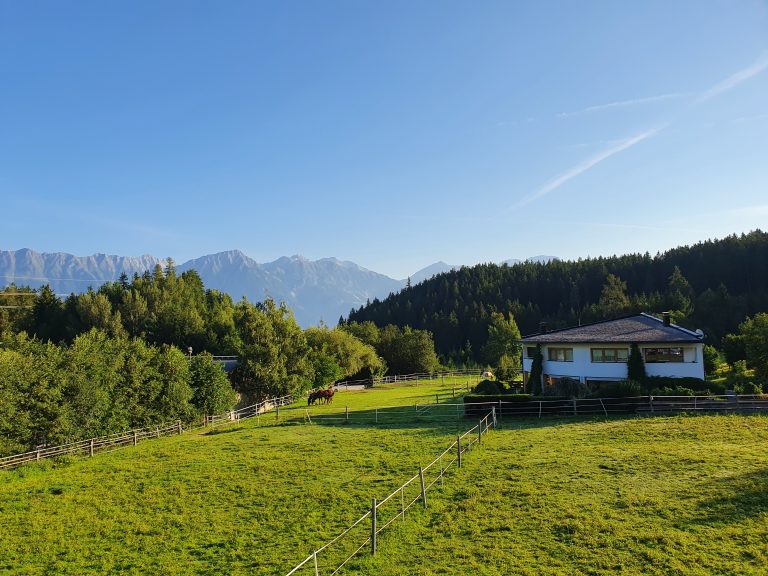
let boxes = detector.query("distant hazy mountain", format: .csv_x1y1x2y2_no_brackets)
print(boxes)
0,249,162,295
501,255,558,266
0,249,558,327
408,261,461,285
0,249,402,327
178,251,402,326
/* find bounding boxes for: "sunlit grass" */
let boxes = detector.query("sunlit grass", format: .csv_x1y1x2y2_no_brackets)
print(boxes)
2,383,767,576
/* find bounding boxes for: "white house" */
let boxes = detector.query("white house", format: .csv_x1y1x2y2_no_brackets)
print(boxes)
521,313,705,391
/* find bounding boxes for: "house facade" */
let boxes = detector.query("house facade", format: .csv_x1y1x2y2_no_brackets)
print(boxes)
521,313,705,390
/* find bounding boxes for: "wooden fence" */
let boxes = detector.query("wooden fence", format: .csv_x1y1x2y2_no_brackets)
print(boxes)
285,409,497,576
332,369,490,390
0,394,293,471
463,394,768,419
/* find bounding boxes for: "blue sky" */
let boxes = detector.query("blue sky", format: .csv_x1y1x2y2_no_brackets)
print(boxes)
1,1,767,278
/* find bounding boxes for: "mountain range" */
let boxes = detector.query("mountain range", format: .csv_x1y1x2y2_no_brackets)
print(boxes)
0,249,556,327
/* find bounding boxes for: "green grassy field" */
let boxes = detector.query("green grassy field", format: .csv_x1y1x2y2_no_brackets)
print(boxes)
1,380,767,575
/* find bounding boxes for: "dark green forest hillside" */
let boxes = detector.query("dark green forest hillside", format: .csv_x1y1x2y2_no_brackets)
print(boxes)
346,231,768,363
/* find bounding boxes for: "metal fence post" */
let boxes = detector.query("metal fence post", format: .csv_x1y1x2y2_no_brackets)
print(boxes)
457,435,462,468
371,498,377,555
419,467,427,509
492,406,497,428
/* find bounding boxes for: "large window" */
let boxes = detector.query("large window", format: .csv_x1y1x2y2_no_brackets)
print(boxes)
644,347,684,363
591,348,629,363
547,347,573,362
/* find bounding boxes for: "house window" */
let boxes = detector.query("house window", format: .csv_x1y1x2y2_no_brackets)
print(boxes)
644,347,684,363
526,347,537,359
547,347,573,362
591,348,629,363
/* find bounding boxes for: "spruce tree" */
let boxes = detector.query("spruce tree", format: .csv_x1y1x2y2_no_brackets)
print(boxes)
528,344,543,395
627,343,646,383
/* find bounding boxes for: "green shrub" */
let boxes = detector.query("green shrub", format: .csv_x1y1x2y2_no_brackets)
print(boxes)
542,376,586,398
740,382,763,395
588,380,643,398
644,376,708,392
651,386,696,396
473,379,501,395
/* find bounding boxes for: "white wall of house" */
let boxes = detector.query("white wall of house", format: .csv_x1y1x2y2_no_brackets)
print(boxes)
522,343,705,382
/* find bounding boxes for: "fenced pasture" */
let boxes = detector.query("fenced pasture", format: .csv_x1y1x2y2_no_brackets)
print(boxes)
3,375,768,575
336,414,768,575
0,405,475,575
0,394,293,471
286,411,496,575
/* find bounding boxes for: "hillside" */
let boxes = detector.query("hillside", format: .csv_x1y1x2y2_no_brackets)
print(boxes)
1,402,766,575
347,231,768,362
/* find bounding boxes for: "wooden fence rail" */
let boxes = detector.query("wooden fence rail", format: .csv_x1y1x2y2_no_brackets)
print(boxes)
284,409,496,576
463,394,768,419
0,394,293,471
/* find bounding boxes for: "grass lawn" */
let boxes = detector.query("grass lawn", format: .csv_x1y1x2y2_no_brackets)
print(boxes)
1,382,767,576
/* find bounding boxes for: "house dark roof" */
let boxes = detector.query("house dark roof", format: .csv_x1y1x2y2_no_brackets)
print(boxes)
521,314,704,344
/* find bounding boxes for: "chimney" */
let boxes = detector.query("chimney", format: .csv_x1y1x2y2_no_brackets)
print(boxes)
539,321,548,334
662,312,671,327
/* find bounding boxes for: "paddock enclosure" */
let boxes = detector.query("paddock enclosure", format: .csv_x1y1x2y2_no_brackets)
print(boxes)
1,379,767,575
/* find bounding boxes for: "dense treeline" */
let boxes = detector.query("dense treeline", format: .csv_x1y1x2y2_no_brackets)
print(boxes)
0,331,235,456
1,263,442,454
347,231,768,363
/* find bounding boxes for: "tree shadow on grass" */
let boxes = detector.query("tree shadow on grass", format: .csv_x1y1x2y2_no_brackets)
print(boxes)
273,404,603,436
691,468,768,526
202,426,244,436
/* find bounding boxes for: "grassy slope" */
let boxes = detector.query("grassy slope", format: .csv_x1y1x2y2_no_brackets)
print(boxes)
352,415,768,576
1,379,767,575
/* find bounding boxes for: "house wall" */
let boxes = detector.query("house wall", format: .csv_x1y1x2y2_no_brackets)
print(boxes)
522,343,705,382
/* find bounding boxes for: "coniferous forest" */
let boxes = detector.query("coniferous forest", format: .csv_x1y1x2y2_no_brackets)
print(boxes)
347,231,768,364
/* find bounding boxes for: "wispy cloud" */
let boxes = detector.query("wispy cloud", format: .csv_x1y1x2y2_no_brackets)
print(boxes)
513,126,665,208
695,50,768,103
558,93,684,118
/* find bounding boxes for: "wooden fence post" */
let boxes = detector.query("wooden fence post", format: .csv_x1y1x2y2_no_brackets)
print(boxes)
371,498,377,555
89,439,94,457
276,405,279,422
649,395,654,413
36,449,41,461
156,427,160,439
572,399,577,416
457,435,462,468
177,420,182,435
375,408,378,424
419,466,427,509
133,431,138,446
492,406,497,428
401,486,405,521
313,551,319,576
